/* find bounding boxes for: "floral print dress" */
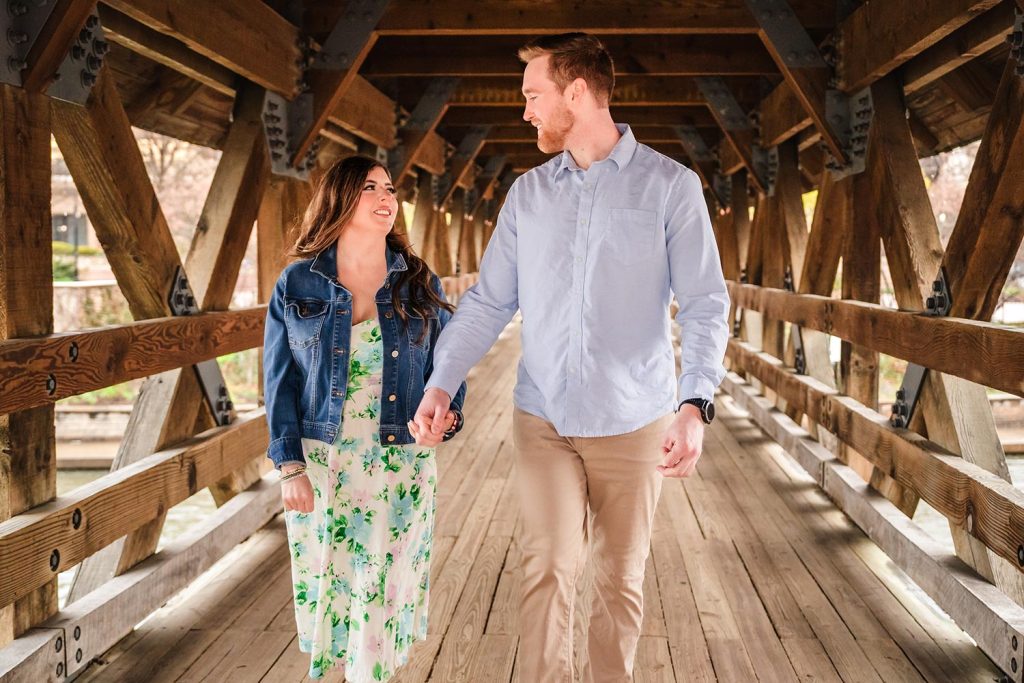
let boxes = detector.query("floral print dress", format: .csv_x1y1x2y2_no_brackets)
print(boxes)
284,319,436,681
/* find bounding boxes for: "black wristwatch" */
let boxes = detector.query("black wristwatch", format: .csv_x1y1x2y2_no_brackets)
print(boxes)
677,398,715,424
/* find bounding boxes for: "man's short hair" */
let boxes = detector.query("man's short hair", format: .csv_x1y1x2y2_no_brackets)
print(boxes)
518,33,615,107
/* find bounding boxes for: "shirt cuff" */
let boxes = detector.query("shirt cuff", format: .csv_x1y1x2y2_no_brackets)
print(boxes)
425,369,464,404
678,375,717,403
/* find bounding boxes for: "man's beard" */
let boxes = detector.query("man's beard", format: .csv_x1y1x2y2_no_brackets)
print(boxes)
536,106,575,154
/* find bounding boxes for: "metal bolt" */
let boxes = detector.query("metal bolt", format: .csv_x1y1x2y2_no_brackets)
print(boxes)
78,28,90,43
74,626,81,640
8,56,26,71
56,663,64,677
7,28,28,44
72,508,82,529
68,342,79,361
1018,544,1024,566
55,637,63,653
8,2,27,17
71,44,85,59
270,139,286,149
50,549,60,571
75,648,82,663
267,100,279,111
86,54,102,71
93,39,109,57
1013,635,1019,650
46,374,57,395
80,70,96,87
267,126,283,136
264,113,281,124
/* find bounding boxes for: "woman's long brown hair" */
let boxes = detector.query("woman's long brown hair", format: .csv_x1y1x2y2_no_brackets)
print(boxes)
287,155,454,331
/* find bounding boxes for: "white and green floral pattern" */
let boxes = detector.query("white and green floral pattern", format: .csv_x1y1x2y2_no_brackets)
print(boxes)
285,319,436,682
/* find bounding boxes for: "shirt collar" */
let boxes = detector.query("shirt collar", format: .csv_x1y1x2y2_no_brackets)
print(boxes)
309,243,408,286
557,123,638,174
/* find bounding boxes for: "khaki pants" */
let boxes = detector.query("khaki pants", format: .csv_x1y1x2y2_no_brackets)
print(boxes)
512,408,671,683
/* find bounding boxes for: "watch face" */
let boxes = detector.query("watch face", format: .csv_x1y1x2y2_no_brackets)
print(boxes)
704,402,715,423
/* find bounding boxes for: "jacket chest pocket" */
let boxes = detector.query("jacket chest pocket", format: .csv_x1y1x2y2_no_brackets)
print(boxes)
604,208,659,266
284,297,329,348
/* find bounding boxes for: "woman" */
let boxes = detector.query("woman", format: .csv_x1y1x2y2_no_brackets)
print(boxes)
263,155,467,681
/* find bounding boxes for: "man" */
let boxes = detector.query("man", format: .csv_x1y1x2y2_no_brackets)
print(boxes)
411,33,729,683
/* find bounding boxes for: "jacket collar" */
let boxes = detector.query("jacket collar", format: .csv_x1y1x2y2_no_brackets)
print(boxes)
309,243,408,287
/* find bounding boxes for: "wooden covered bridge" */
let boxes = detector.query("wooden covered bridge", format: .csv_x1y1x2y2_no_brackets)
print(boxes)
2,1,1024,681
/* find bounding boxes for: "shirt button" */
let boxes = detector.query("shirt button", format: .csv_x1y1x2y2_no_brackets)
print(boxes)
387,435,396,442
388,394,396,402
391,350,399,358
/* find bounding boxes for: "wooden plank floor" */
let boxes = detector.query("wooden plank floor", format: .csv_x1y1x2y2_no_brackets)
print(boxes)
79,320,1000,682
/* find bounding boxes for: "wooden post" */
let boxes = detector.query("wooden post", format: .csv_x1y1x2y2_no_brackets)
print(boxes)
408,171,434,257
457,190,479,274
0,84,57,642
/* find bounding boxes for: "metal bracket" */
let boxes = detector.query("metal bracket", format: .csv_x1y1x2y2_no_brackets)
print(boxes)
823,87,872,178
744,0,828,70
752,145,779,196
1,0,56,86
262,90,321,180
782,266,807,374
712,173,732,208
1008,9,1023,78
697,77,753,132
388,77,460,176
674,124,716,162
890,268,951,428
312,0,389,70
45,10,108,104
167,267,234,426
437,125,491,199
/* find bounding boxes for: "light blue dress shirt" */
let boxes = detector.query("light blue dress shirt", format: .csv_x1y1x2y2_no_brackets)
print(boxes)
426,124,730,437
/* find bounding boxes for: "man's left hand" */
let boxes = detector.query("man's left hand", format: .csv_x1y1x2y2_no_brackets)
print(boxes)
657,404,704,478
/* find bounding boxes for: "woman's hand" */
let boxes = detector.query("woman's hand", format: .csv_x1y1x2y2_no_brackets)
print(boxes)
281,464,314,513
408,408,457,447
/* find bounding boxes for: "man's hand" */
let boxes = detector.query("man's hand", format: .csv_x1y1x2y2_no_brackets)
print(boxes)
657,404,705,478
410,387,452,446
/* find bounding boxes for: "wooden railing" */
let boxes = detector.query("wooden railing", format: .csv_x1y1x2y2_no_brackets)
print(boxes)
721,279,1024,678
0,273,478,680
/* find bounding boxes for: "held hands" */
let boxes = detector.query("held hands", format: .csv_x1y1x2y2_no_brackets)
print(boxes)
658,404,705,478
281,464,314,513
409,387,454,446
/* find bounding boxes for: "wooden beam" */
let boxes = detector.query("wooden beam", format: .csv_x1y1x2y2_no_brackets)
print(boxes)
21,0,96,92
719,373,1024,683
441,127,490,205
329,76,398,149
0,411,268,610
0,84,57,644
943,57,1024,322
441,105,716,127
408,171,435,255
448,76,763,107
0,471,281,680
371,0,839,35
900,2,1017,94
728,283,1024,397
363,34,778,76
0,308,265,416
392,79,459,182
698,78,767,192
750,4,847,163
775,140,808,287
838,0,1000,92
725,339,1024,572
757,0,1002,147
102,0,300,97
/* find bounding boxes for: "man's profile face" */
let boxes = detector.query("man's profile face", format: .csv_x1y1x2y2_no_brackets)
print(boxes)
522,55,576,154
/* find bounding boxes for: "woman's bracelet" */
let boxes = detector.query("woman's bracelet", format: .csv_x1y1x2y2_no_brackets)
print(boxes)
279,467,307,482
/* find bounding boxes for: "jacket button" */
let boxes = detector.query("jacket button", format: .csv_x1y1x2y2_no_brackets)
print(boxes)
388,394,396,402
332,390,342,397
387,435,396,442
391,350,399,358
385,311,393,319
335,348,345,355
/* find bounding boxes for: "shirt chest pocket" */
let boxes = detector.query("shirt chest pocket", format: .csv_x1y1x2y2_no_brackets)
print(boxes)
284,297,329,349
604,208,659,266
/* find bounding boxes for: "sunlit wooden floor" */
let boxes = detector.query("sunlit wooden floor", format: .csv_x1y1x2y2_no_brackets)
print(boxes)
79,320,999,682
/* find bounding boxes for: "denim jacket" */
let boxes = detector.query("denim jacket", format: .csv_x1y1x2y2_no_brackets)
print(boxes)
263,245,467,469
